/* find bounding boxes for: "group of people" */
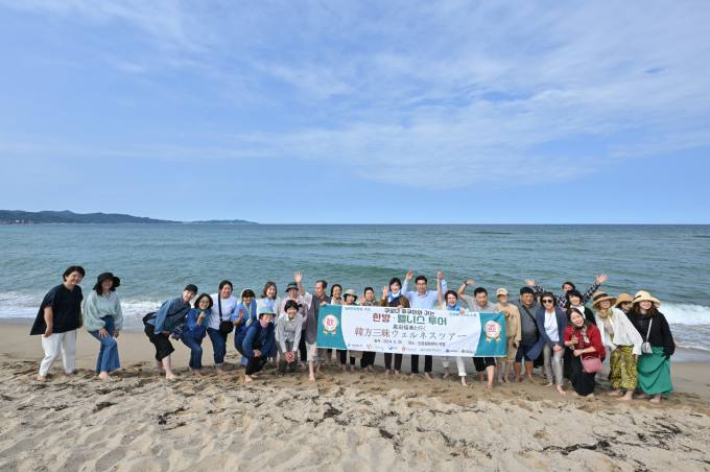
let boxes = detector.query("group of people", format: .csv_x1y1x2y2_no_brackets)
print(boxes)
31,266,676,402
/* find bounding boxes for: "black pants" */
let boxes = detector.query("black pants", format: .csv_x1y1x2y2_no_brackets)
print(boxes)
384,353,403,371
411,355,433,373
144,324,174,361
337,349,348,365
570,355,596,396
236,338,267,375
473,357,496,372
298,333,307,362
361,351,376,368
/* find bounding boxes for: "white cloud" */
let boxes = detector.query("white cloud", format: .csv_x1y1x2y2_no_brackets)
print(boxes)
1,0,709,187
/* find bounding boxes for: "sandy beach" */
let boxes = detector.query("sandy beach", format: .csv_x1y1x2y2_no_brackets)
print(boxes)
1,323,710,472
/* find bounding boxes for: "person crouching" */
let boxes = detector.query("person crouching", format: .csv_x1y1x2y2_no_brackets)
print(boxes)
236,305,276,383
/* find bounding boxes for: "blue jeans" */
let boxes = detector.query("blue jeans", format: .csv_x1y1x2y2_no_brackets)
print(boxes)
181,333,205,369
207,328,228,366
89,316,120,374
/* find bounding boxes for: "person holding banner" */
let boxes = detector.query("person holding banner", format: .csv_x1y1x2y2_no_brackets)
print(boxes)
360,287,378,371
402,270,447,379
459,284,498,389
437,284,468,386
342,289,363,372
301,276,330,381
512,287,545,383
380,277,410,375
494,288,521,384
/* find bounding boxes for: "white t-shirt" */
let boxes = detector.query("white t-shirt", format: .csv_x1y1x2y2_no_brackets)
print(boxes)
544,310,559,343
208,294,238,330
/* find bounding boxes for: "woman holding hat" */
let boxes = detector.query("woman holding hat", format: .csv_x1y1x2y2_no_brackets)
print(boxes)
615,293,634,315
628,291,675,403
342,289,362,372
83,272,124,380
236,305,276,383
593,291,643,401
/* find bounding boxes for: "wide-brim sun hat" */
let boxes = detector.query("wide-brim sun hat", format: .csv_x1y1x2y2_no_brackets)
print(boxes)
592,291,616,309
286,282,299,292
614,293,634,307
496,288,508,297
343,288,358,301
633,290,661,307
94,272,120,290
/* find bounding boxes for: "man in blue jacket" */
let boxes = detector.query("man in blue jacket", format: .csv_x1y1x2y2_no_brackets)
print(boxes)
236,305,276,383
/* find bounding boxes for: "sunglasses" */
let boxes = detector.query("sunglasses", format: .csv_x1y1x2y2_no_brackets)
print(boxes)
542,299,554,304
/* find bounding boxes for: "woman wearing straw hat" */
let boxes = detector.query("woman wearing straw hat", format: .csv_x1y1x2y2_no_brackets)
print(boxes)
614,293,634,315
593,291,643,401
628,291,675,403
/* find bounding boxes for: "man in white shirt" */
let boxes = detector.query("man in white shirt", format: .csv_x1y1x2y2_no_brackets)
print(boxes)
401,270,447,379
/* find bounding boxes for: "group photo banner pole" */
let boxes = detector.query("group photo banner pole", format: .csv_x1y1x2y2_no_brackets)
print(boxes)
316,305,507,357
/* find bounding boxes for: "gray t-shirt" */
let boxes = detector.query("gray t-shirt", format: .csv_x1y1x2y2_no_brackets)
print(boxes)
513,299,540,345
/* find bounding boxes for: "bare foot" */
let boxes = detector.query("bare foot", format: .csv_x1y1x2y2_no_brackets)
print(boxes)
165,373,177,380
502,377,510,384
526,376,536,384
98,372,110,381
442,371,451,380
586,393,595,399
515,376,523,383
244,375,253,384
394,370,401,376
36,375,48,382
191,369,202,377
460,377,468,386
650,395,662,403
617,392,634,401
486,383,493,390
424,373,433,381
309,374,316,382
385,369,392,375
608,389,622,397
216,367,226,375
556,385,567,396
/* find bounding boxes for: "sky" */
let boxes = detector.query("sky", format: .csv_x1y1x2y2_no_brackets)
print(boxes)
0,1,709,224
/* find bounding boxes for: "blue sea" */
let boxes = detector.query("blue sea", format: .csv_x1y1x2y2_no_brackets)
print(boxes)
1,224,709,358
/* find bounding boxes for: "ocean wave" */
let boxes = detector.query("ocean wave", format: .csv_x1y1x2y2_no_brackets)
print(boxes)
1,293,708,327
662,303,710,326
0,292,162,321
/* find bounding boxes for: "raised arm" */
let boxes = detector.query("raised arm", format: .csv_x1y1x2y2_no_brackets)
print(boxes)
437,276,444,306
295,271,305,297
458,279,475,296
401,270,414,295
581,274,608,304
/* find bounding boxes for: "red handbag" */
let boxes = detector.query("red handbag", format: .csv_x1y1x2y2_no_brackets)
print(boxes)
579,326,603,373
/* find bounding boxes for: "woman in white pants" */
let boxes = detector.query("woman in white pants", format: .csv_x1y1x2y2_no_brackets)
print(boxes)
30,266,85,381
437,281,469,385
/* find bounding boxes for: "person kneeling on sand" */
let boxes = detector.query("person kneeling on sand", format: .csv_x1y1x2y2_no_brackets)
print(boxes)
143,284,197,380
236,306,276,383
276,300,303,375
564,308,605,398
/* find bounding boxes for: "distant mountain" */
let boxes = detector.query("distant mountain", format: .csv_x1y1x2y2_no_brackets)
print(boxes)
0,210,256,225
